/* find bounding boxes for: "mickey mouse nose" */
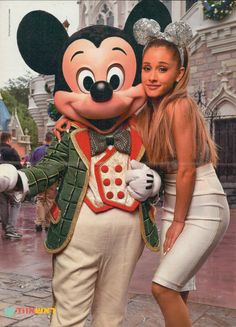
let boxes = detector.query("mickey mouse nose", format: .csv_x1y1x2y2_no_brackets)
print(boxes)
90,81,113,102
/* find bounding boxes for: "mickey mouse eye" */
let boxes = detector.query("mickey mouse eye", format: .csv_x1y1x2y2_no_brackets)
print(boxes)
77,69,95,93
107,65,124,91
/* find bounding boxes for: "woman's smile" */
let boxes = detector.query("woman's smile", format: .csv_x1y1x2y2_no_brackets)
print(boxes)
146,84,161,90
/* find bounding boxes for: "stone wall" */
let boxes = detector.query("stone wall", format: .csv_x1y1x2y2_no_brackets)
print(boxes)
189,43,236,100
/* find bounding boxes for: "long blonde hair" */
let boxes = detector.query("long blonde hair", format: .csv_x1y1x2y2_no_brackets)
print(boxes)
137,39,217,168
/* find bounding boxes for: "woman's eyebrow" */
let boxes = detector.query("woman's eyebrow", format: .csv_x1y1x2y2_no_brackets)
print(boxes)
158,61,169,65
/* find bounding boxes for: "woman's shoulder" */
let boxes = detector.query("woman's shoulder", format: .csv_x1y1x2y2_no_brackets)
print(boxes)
174,96,192,110
167,96,192,119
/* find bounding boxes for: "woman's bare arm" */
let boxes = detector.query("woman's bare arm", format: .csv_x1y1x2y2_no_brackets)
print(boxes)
163,100,196,253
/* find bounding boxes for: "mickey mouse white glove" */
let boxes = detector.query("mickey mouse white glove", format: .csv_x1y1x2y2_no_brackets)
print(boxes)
125,160,161,202
0,164,29,194
0,164,18,192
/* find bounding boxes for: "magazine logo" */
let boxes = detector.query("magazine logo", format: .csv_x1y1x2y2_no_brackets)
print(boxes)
3,306,56,316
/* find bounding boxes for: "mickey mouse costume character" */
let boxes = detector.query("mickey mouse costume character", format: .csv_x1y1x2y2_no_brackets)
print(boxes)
0,1,171,326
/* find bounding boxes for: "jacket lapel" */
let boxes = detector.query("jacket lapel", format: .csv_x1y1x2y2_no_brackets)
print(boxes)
70,122,91,168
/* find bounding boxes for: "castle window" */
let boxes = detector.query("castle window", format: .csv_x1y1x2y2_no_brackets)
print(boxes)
96,3,114,27
96,14,104,25
107,11,114,26
101,3,109,14
12,129,16,138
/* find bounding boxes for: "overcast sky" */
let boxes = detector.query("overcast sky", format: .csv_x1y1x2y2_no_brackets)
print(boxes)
0,0,79,88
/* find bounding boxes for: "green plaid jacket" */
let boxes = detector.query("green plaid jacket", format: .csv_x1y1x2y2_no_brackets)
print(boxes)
22,121,159,253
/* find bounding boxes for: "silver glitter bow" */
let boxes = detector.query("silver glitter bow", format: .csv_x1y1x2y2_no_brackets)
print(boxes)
133,19,193,65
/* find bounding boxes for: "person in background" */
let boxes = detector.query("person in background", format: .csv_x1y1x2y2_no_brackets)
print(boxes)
0,132,22,239
29,132,57,232
21,154,31,168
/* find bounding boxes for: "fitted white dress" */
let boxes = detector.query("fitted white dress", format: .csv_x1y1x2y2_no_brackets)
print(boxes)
152,163,230,291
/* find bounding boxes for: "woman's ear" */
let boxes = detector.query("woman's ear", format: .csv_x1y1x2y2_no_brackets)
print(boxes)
176,67,185,83
17,10,68,75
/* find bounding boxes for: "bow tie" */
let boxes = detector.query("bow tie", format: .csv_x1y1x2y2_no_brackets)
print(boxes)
89,127,131,156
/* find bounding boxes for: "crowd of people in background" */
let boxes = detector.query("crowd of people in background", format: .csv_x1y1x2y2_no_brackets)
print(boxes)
0,132,23,239
0,131,56,240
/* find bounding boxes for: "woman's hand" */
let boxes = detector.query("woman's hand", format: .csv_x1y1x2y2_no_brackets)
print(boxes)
53,116,71,141
163,221,185,254
163,100,196,254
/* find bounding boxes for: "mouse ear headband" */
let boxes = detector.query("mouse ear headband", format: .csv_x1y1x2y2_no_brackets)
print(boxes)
133,19,193,66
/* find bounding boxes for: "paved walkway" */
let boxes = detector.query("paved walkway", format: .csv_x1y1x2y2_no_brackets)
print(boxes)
0,203,235,326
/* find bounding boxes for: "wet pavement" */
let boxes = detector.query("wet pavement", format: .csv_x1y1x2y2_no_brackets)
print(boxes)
0,202,235,326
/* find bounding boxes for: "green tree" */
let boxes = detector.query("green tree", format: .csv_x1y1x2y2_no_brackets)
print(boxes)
4,72,33,105
1,73,38,149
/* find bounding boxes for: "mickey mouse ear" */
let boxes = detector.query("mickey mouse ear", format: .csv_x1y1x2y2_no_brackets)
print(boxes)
17,10,68,75
123,0,171,36
164,21,193,48
133,18,161,46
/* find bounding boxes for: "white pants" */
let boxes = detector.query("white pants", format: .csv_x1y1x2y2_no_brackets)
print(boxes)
51,203,144,327
153,164,230,291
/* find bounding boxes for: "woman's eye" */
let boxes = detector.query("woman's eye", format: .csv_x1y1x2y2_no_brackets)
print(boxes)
143,66,151,72
159,67,168,73
107,66,124,91
77,69,95,93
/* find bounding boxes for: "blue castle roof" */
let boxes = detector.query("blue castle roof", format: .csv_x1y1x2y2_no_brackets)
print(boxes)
0,96,11,131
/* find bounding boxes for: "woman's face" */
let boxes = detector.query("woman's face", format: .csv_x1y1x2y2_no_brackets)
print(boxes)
141,46,184,99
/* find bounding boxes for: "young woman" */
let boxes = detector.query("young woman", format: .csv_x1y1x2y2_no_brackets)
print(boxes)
128,20,230,327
